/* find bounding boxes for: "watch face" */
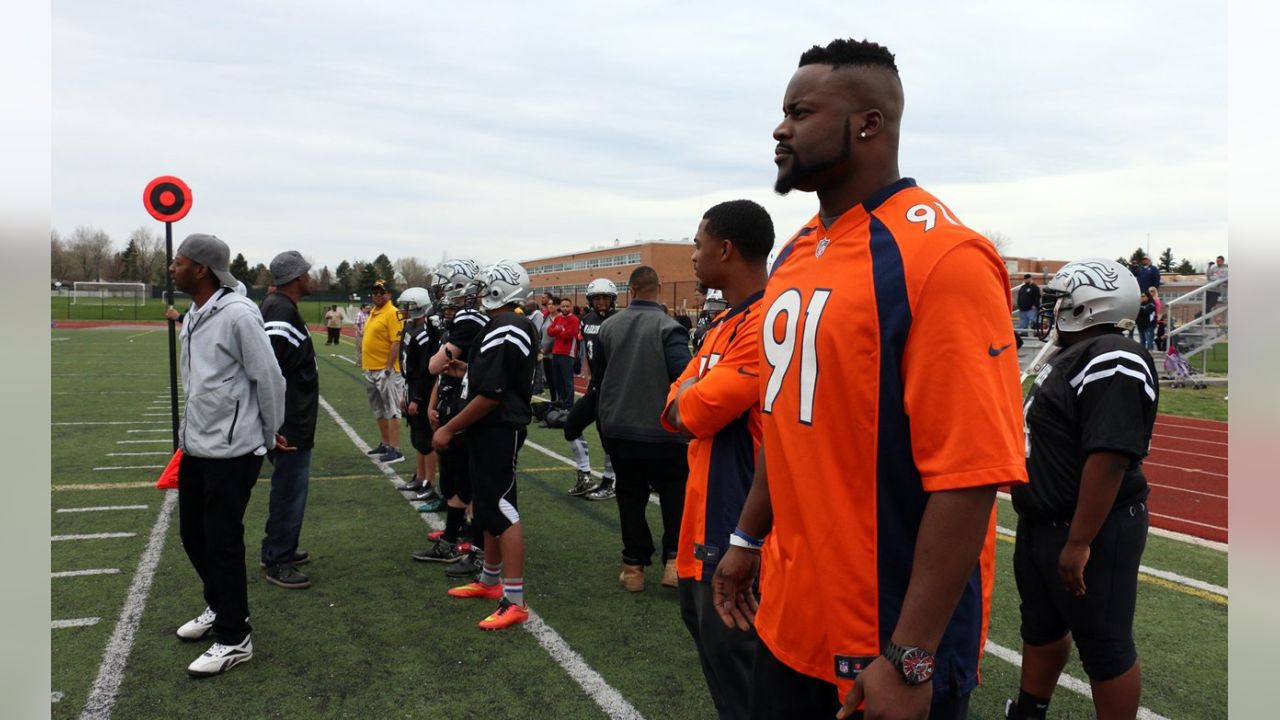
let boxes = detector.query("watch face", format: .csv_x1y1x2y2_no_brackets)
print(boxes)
900,648,936,685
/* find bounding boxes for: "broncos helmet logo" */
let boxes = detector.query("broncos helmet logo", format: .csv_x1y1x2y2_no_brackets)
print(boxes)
486,261,524,286
1054,261,1120,293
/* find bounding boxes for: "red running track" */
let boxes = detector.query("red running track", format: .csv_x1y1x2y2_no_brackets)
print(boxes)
1144,415,1228,543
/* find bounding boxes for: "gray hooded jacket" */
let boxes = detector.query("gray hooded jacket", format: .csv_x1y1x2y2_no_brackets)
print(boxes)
178,288,286,458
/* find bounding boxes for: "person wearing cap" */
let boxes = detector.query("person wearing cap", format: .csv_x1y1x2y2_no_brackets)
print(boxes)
1016,273,1042,331
361,279,407,463
168,233,286,677
259,251,319,589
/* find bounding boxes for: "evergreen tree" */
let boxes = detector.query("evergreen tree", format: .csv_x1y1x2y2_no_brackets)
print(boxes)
335,260,353,292
373,254,396,289
119,239,140,281
1128,247,1147,265
252,264,272,287
317,265,333,290
1159,247,1175,272
1174,258,1196,275
357,262,380,291
230,253,253,284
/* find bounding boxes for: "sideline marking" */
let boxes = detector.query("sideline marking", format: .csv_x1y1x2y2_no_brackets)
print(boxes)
125,330,156,340
328,353,357,365
53,532,136,541
984,641,1170,720
318,395,645,720
53,568,122,578
79,490,177,720
996,491,1226,552
994,528,1226,602
53,482,154,492
53,617,101,629
93,465,165,471
105,452,171,457
116,440,170,445
57,505,149,513
125,430,170,434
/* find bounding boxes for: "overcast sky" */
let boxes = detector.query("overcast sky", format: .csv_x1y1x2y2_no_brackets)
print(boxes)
51,0,1227,274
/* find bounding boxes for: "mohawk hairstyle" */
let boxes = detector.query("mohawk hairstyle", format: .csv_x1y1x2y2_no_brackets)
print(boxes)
798,38,898,75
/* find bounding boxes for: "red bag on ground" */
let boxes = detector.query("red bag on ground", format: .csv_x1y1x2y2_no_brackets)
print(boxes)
156,448,182,490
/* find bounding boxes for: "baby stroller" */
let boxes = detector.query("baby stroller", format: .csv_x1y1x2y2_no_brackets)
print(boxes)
1164,344,1206,389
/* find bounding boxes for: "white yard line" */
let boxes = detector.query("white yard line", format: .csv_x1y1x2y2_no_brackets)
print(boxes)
79,490,178,720
57,506,149,513
993,527,1227,596
116,440,170,444
984,641,1170,720
92,465,165,471
996,491,1226,552
53,617,101,629
105,452,172,457
54,421,167,426
318,395,645,720
52,533,136,542
328,353,357,365
53,568,122,578
125,330,155,340
125,429,171,434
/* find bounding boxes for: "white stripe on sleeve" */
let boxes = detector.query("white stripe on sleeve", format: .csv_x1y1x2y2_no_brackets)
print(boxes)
1068,350,1153,387
265,328,301,347
1075,365,1157,401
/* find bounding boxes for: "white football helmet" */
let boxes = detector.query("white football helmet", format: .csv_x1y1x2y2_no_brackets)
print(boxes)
471,259,532,311
398,286,432,320
1038,257,1140,339
703,289,728,313
585,278,618,310
431,259,481,305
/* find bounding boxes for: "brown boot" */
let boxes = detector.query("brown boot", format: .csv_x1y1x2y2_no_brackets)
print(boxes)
661,559,678,588
619,563,645,592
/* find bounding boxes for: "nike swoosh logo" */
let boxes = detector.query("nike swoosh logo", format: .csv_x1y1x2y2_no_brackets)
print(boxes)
988,343,1013,357
737,366,759,377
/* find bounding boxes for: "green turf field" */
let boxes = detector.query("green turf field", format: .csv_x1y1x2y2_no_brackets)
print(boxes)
51,327,1227,718
51,297,355,326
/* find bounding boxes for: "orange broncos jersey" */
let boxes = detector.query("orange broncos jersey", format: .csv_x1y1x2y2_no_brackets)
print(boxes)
661,291,765,582
755,178,1027,698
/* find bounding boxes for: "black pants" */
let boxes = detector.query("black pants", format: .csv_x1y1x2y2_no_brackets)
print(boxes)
551,354,576,410
543,356,557,403
178,451,263,645
748,640,971,719
680,578,757,720
326,327,341,344
610,451,687,566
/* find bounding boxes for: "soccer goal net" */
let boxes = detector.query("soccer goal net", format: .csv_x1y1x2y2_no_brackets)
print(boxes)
71,282,149,305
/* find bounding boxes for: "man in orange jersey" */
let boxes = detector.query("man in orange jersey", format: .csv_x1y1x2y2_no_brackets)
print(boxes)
662,199,774,720
712,39,1027,720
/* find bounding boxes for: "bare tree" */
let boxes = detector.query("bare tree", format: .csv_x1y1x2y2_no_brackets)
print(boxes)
395,257,433,289
51,229,68,282
128,226,168,285
983,230,1013,256
66,226,115,281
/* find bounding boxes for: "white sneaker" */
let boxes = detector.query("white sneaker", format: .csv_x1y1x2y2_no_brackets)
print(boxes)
187,635,253,677
176,607,216,640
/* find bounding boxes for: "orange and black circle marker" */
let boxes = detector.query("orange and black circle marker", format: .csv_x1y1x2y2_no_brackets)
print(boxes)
143,176,193,222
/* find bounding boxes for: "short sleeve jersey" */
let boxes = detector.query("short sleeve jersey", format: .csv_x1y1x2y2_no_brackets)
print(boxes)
661,291,764,582
756,178,1028,698
580,308,613,387
1012,333,1156,522
435,308,489,421
401,319,439,403
360,303,402,371
461,311,537,429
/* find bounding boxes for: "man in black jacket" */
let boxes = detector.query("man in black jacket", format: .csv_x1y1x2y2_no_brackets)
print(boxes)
259,251,319,589
597,265,692,591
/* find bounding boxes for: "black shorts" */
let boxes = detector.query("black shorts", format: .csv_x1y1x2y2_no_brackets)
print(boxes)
748,640,970,720
438,434,471,503
406,409,432,455
1013,503,1148,681
467,424,526,537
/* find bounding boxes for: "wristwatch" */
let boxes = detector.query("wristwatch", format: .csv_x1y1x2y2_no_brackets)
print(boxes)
882,641,935,686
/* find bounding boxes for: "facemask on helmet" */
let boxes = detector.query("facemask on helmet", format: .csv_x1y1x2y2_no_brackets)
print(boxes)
431,259,481,310
703,289,728,314
1037,257,1140,341
585,278,618,311
469,259,532,311
397,286,432,320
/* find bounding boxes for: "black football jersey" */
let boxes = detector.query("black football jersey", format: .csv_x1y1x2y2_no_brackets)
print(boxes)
1011,333,1157,521
580,308,613,389
436,308,489,421
461,311,537,429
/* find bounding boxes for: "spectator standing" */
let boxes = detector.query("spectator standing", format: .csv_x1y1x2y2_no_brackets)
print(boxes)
170,234,285,677
259,251,319,590
1015,274,1042,331
361,280,406,464
546,298,581,411
323,305,345,345
1006,257,1155,720
712,39,1026,718
662,199,774,719
1136,292,1157,350
597,265,691,592
1205,255,1227,322
1134,256,1161,293
354,302,371,365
